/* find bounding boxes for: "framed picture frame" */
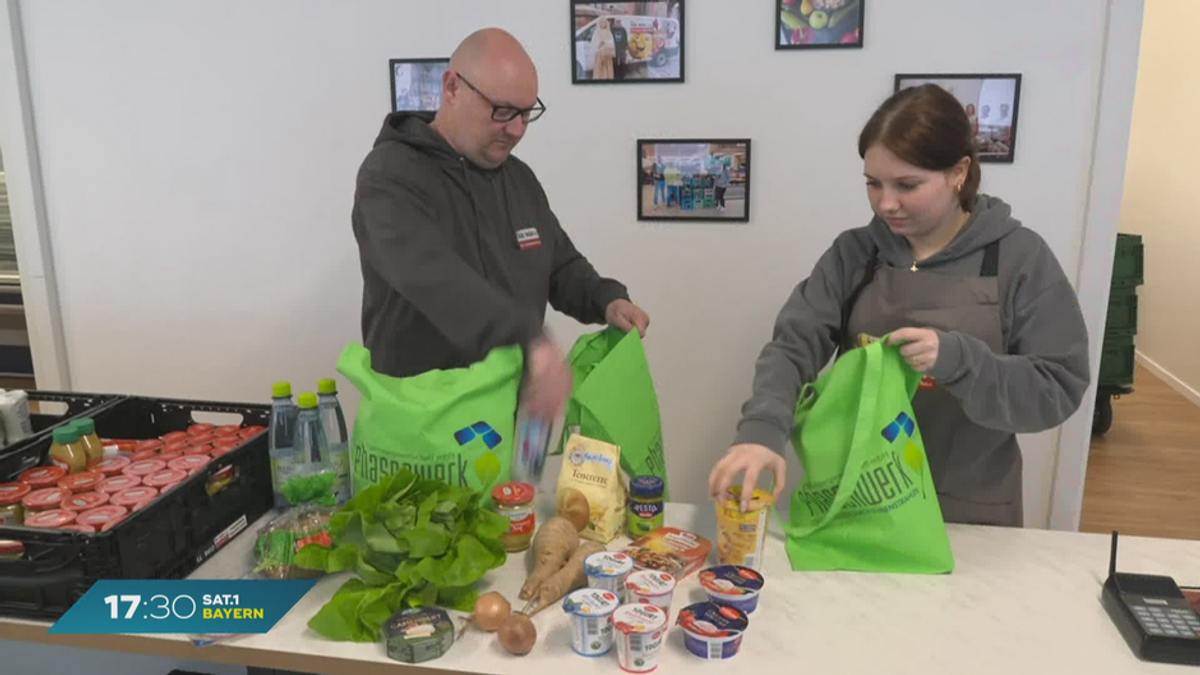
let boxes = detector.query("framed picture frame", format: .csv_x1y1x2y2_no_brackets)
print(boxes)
894,73,1023,163
637,139,751,223
572,1,684,84
776,0,865,50
390,58,450,112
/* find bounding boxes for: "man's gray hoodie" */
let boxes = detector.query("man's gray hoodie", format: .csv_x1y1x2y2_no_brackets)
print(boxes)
352,112,629,377
736,195,1090,454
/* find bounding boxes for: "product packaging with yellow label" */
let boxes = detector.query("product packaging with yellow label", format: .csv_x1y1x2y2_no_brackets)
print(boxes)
557,434,626,543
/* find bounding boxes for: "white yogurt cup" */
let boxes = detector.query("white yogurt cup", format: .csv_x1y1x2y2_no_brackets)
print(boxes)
561,588,620,657
624,570,677,621
612,603,668,673
585,551,634,594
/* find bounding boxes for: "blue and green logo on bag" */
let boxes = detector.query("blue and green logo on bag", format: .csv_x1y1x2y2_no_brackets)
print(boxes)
455,422,502,449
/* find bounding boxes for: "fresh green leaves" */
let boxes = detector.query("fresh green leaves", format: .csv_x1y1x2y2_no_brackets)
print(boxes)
297,468,509,641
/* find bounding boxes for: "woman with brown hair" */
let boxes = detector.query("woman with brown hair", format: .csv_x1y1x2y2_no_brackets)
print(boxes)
709,84,1090,527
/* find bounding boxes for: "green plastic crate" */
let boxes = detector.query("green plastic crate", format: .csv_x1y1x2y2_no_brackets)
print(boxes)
1106,286,1138,333
1099,333,1135,387
1112,233,1144,287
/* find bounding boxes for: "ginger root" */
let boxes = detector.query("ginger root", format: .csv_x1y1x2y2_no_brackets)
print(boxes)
518,516,580,601
524,541,606,616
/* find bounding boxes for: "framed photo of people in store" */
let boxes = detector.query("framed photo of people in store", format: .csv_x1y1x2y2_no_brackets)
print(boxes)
895,73,1023,163
390,58,449,112
637,139,752,223
572,1,684,84
776,0,864,50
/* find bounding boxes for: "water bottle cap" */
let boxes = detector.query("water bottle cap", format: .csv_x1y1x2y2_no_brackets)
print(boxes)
298,393,319,409
272,382,292,398
318,378,337,395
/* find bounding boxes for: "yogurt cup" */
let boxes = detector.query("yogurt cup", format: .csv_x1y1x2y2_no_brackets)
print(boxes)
624,570,677,620
612,603,667,673
585,551,634,594
561,588,620,657
676,602,749,660
698,565,765,614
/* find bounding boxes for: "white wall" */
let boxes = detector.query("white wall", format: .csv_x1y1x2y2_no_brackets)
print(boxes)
6,0,1135,525
1118,0,1200,405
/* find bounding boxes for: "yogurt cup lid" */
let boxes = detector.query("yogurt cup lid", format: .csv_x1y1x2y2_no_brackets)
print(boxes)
25,509,77,528
0,482,32,506
625,570,677,596
676,602,748,638
586,551,634,578
77,505,130,525
699,565,765,597
23,487,69,509
562,588,621,617
110,486,159,506
58,471,104,493
98,474,142,493
612,603,667,634
63,491,110,511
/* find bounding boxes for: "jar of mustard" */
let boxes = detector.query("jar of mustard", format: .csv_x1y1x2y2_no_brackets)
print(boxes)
0,482,31,526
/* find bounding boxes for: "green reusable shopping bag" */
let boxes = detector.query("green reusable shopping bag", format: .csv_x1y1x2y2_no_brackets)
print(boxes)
782,337,955,574
556,328,669,498
337,343,522,502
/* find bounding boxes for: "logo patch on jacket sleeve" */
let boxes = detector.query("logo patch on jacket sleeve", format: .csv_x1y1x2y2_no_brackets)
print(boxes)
515,227,542,250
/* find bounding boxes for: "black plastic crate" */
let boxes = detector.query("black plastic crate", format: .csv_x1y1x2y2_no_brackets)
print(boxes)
0,396,272,620
1106,286,1139,334
1111,233,1144,288
1099,334,1136,388
0,391,125,479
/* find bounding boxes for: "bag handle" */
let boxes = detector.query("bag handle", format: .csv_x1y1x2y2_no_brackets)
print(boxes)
784,338,885,537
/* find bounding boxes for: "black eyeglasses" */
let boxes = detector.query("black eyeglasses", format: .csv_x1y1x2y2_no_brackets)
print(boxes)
456,73,546,124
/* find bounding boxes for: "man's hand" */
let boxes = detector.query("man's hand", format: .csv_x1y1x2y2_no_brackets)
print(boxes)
888,328,940,373
522,337,573,418
605,299,650,337
708,444,787,511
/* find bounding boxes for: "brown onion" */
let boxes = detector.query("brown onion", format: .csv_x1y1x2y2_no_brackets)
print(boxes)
473,591,511,632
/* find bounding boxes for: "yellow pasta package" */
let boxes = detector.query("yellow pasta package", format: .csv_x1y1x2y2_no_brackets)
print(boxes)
557,434,626,543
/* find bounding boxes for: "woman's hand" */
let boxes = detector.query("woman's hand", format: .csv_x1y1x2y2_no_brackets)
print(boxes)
708,444,787,511
888,328,940,373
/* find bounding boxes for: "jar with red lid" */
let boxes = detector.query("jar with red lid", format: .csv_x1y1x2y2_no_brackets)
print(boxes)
76,505,129,529
0,539,25,560
89,456,131,476
25,509,77,529
58,471,104,494
130,449,160,462
124,459,167,478
239,425,266,439
490,482,536,553
19,466,67,489
143,468,188,489
62,490,110,512
188,423,215,436
169,455,210,472
111,486,159,507
23,487,70,513
161,431,190,445
158,448,185,462
135,439,164,454
0,482,32,526
98,474,142,494
187,433,215,447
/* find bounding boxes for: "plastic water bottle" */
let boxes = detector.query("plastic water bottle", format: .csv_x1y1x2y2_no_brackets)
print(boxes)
317,378,351,501
268,381,299,507
294,391,329,469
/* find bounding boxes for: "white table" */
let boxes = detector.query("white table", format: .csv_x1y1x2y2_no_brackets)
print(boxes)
3,501,1200,674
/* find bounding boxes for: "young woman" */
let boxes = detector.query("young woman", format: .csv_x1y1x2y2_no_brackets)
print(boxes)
708,85,1090,527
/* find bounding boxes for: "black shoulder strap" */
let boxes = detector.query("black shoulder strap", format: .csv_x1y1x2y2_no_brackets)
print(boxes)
980,240,1000,278
835,245,880,354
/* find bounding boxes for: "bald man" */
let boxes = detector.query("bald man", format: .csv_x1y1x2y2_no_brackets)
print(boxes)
352,29,649,416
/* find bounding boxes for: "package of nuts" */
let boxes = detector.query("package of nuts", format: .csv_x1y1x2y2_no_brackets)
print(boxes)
622,527,712,580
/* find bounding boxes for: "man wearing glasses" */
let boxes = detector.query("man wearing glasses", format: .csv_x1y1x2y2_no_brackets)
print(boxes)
352,28,649,418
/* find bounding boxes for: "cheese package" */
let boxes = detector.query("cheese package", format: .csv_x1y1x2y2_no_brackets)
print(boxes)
557,434,626,543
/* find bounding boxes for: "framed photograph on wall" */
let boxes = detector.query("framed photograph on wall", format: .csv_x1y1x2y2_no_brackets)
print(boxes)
777,0,864,50
637,139,751,223
572,1,684,84
895,73,1022,163
390,58,449,112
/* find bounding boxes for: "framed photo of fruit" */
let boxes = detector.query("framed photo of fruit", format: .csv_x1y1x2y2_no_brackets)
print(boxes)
637,139,751,223
895,73,1022,163
572,1,685,84
777,0,864,49
390,58,449,112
